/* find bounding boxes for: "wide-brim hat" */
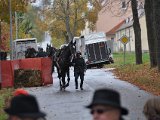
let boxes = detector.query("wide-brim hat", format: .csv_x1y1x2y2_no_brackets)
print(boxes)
4,95,46,118
86,88,128,115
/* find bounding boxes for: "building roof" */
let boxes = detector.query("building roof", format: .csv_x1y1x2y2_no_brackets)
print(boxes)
116,11,145,32
106,20,125,35
117,20,133,32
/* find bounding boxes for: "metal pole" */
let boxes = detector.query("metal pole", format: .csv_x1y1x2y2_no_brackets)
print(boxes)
15,11,18,39
0,20,2,89
124,44,126,64
9,0,13,60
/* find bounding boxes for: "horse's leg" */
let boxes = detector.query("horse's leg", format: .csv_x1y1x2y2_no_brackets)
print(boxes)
52,60,55,73
61,72,66,90
66,67,70,87
59,78,62,91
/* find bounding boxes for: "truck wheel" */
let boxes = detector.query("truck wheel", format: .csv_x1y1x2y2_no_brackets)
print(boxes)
109,57,114,63
87,65,91,69
97,64,103,68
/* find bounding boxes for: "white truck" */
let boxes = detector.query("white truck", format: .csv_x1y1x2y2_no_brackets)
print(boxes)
74,32,114,68
13,38,38,60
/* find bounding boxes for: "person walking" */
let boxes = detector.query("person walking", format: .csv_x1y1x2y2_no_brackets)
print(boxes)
86,88,128,120
73,51,86,90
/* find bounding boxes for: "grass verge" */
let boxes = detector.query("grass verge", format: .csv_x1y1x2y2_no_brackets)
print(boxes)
0,88,13,120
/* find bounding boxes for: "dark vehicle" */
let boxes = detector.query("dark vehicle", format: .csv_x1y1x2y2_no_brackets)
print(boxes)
74,32,114,68
86,41,113,68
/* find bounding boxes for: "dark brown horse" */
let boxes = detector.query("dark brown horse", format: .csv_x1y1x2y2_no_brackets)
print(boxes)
46,44,58,73
56,41,76,90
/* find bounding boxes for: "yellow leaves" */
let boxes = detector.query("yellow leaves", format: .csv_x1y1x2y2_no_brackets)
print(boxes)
0,0,28,22
87,10,98,24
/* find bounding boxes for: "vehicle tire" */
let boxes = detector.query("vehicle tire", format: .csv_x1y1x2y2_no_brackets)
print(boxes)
87,65,91,69
109,57,114,63
97,64,103,68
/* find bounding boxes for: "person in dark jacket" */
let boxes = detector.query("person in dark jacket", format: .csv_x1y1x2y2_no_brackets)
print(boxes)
73,51,86,90
37,48,47,57
86,88,128,120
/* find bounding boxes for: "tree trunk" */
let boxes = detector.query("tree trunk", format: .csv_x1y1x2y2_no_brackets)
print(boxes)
145,0,157,68
131,0,142,64
65,15,73,42
63,31,69,43
0,20,2,89
153,0,160,71
64,0,73,43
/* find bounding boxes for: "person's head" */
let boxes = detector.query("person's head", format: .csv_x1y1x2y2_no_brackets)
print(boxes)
4,95,46,120
76,51,81,58
86,88,128,120
143,97,160,120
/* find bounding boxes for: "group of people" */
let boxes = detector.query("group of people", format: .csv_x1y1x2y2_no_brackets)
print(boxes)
4,88,160,120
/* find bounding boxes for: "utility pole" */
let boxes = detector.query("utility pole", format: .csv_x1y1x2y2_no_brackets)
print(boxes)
15,11,18,39
9,0,13,60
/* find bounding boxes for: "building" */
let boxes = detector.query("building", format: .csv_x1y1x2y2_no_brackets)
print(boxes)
114,13,148,52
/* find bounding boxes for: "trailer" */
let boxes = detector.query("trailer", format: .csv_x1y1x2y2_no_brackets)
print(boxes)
13,38,38,60
74,32,114,68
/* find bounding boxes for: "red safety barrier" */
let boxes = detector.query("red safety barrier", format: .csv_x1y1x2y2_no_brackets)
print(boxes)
20,58,42,70
41,58,53,85
0,60,14,87
11,60,20,75
0,58,53,88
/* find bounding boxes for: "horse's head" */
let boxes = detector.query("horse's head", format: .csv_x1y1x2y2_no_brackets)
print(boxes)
68,40,76,55
46,44,52,57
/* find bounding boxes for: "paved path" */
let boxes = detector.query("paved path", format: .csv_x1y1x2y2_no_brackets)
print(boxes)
27,68,153,120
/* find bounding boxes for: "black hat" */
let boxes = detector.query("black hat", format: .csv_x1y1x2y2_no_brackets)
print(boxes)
4,95,46,118
86,88,128,115
76,51,81,55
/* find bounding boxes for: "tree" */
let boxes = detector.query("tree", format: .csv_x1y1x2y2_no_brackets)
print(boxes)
152,0,160,71
145,0,157,68
0,0,29,51
131,0,142,64
44,0,100,43
17,6,47,42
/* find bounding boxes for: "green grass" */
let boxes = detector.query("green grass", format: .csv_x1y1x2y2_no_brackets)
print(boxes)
107,52,150,68
0,88,13,120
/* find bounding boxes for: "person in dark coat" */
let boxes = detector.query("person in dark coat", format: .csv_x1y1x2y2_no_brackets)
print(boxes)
86,88,128,120
4,95,46,120
37,48,47,57
73,51,86,90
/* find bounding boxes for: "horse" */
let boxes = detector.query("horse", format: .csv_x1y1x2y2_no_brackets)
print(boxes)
25,48,37,58
46,44,58,73
46,44,70,81
56,41,76,90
